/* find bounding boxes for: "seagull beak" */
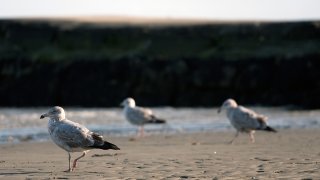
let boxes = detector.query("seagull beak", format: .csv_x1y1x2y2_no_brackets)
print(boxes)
40,113,47,119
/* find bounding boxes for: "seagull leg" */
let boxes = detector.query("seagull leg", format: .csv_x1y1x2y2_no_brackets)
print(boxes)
140,126,144,137
64,152,72,172
249,131,255,143
72,151,87,171
136,127,140,138
229,131,239,144
137,126,144,137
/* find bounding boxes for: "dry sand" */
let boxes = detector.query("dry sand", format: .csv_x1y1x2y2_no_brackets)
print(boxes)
0,129,319,179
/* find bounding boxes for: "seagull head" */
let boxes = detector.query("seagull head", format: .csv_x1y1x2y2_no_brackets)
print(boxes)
218,98,238,113
120,97,136,108
40,106,66,120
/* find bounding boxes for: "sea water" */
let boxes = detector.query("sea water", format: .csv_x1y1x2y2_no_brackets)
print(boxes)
0,107,319,144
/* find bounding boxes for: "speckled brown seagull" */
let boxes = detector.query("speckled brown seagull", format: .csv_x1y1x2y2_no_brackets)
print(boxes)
218,99,277,143
40,106,120,172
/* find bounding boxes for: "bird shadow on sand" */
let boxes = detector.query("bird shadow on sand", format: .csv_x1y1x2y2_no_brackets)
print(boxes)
91,152,126,157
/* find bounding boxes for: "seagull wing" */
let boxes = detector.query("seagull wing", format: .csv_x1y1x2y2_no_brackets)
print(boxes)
126,106,153,125
53,119,94,148
233,106,267,130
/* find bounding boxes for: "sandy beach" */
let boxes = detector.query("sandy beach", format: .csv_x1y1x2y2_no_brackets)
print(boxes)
0,129,319,179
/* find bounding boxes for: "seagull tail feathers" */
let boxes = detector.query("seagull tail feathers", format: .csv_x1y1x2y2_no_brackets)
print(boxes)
147,116,166,124
264,126,277,133
92,141,120,150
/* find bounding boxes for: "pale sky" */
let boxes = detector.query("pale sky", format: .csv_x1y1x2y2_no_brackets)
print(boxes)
1,0,320,21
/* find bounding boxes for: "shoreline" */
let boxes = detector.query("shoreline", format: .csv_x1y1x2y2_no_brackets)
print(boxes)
1,129,319,179
1,106,320,145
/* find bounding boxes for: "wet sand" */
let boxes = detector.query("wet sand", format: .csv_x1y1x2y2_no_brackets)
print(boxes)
0,129,319,179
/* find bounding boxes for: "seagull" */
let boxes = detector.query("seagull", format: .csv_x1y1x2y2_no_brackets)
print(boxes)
40,106,120,172
218,99,277,143
120,97,166,137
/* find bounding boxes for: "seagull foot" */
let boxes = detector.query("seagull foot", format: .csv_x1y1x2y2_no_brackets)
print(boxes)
72,163,77,170
64,168,72,172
